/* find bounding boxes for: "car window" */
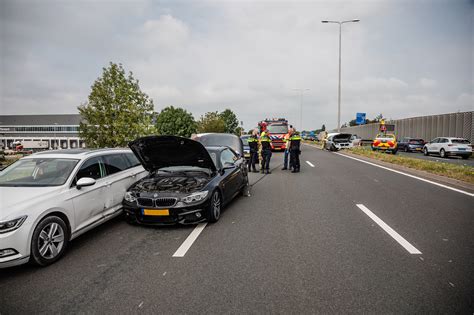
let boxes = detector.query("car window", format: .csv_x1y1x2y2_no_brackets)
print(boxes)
102,154,129,175
452,139,470,144
125,153,141,168
441,138,449,143
431,138,439,143
76,157,105,181
220,149,236,166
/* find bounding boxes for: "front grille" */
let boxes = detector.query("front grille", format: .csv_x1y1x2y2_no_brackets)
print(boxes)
155,197,177,207
137,198,154,207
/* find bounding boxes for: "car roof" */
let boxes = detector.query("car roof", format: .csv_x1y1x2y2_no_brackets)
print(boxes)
24,148,133,159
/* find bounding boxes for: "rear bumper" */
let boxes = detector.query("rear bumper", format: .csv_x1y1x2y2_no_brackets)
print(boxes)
446,151,472,157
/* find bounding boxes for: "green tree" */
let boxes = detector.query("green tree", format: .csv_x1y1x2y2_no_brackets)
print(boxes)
78,62,155,148
197,111,226,133
219,109,239,134
155,106,197,137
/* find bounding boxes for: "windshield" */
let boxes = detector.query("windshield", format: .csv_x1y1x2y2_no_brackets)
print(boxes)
240,137,249,145
267,124,288,134
0,158,79,187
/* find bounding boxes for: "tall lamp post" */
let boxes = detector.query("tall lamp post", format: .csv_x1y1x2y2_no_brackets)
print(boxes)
293,88,310,131
322,19,360,131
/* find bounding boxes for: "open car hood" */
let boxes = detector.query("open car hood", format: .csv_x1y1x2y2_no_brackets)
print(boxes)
129,135,217,172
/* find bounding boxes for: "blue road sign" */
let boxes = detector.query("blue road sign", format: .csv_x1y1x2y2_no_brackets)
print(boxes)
356,113,366,125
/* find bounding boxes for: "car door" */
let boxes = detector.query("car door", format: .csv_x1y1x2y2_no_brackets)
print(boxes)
219,148,243,201
101,153,138,218
428,138,439,152
70,156,107,233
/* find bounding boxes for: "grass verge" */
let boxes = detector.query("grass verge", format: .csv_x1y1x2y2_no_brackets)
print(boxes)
348,147,474,184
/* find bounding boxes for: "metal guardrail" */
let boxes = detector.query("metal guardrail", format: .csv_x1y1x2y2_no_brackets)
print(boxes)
332,111,473,142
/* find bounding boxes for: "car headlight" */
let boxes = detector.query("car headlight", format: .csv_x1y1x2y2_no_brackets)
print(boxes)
124,192,137,203
182,191,209,204
0,216,27,234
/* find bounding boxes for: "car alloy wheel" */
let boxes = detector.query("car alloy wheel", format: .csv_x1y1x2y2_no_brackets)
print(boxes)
405,146,409,152
423,147,429,156
440,149,446,158
208,190,221,223
31,216,68,266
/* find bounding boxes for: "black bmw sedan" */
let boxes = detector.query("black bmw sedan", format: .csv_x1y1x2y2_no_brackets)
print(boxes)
123,135,249,225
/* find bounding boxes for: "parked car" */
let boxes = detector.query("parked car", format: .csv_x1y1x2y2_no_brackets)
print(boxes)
423,137,472,159
372,134,398,154
398,137,425,152
324,133,354,151
0,148,146,268
240,135,251,160
123,135,249,225
350,134,362,147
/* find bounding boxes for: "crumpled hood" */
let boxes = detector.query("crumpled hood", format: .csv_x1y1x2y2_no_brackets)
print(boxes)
0,186,61,220
128,135,217,172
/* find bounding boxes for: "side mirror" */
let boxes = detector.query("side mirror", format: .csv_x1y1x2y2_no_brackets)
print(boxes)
76,177,96,189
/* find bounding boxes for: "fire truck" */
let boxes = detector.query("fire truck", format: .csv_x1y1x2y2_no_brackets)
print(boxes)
258,118,289,151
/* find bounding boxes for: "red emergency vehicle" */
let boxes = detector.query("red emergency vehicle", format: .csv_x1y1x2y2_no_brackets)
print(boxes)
258,118,289,151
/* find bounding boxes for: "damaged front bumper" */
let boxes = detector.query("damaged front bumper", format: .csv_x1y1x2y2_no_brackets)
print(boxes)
122,200,211,225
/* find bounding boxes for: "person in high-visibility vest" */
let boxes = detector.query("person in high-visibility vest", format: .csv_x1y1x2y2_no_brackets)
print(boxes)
281,128,293,170
289,130,302,173
247,129,259,173
259,130,272,174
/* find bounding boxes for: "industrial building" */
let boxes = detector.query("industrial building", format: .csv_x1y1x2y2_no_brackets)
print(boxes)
0,114,85,150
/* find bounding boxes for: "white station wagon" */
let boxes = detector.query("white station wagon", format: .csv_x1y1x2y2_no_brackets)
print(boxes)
0,148,146,268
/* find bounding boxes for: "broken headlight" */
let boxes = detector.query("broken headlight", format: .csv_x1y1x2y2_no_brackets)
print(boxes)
124,192,137,203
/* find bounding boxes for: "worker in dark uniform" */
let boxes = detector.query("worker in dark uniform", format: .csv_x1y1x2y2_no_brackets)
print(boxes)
259,129,272,174
289,130,302,173
247,129,259,173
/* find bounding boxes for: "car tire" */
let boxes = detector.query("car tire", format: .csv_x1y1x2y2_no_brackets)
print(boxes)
461,155,469,160
30,215,69,267
440,149,446,158
392,149,398,155
371,146,376,151
207,190,222,223
423,147,429,156
404,146,409,152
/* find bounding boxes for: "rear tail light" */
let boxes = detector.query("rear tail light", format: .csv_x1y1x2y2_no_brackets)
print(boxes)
388,141,394,147
373,140,380,146
448,144,454,147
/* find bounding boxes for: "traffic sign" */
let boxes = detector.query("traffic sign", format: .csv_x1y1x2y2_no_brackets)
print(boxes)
356,113,366,125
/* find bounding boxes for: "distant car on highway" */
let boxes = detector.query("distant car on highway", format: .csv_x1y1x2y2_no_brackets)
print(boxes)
398,137,425,153
0,149,146,268
372,134,398,154
324,133,354,151
423,137,472,159
123,135,249,225
240,135,251,160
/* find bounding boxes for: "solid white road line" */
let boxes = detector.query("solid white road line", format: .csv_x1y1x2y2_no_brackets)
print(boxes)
172,223,207,257
334,152,474,197
306,161,315,167
356,204,422,254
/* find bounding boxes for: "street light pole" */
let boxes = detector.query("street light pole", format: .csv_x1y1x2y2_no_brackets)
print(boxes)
293,88,310,131
322,19,360,132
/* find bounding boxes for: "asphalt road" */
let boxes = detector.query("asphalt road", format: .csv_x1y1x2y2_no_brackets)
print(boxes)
397,150,474,167
1,146,473,313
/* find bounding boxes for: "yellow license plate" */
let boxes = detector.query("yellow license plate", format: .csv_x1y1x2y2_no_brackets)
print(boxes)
143,209,169,216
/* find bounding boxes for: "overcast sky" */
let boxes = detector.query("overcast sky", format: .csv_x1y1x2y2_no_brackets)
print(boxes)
1,0,472,131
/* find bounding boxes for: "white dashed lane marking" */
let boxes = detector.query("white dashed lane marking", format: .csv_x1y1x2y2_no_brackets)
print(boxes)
356,204,422,255
305,161,315,167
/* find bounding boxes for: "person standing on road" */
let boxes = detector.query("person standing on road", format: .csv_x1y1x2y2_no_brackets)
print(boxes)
289,130,302,173
247,129,259,173
259,129,272,174
282,128,293,170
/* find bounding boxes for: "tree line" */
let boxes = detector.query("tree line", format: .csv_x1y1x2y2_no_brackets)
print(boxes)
78,63,242,148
